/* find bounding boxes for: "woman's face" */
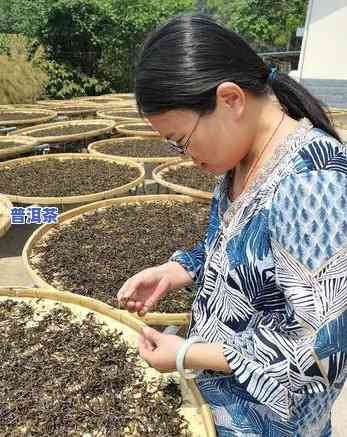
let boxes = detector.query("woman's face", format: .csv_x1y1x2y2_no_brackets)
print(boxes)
146,83,256,176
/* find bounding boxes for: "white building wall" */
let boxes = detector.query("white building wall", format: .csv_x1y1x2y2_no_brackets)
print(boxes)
298,0,347,81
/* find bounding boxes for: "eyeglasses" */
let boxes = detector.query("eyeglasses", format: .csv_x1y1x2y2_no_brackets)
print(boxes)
166,114,201,155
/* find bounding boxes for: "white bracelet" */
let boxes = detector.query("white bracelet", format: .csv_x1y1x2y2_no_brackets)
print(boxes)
176,336,207,379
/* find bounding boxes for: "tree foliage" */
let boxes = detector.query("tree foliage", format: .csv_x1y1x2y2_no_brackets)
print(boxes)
206,0,308,50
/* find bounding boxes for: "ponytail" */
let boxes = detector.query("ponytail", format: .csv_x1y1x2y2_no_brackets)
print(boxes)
270,73,341,142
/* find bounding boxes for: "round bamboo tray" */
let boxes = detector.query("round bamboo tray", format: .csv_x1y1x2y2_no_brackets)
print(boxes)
88,136,182,164
0,195,12,237
0,135,38,159
327,107,347,115
9,119,116,144
36,99,93,107
153,160,215,200
0,153,145,205
0,108,57,127
117,122,160,138
81,96,123,105
88,137,183,179
115,93,135,100
35,102,99,118
23,194,210,324
96,109,142,123
0,286,216,437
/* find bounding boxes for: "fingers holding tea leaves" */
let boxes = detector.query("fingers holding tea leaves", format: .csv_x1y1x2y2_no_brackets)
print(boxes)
138,276,172,316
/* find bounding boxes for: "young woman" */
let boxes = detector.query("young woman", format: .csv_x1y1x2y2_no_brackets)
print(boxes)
118,14,347,436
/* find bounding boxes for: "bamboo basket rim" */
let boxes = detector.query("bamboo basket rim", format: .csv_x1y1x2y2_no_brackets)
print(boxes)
23,194,210,324
153,160,215,200
35,103,99,116
81,97,124,104
0,194,12,237
9,119,116,144
0,153,145,204
36,99,99,107
0,135,39,159
97,113,141,123
0,286,216,437
88,136,184,163
0,108,58,127
332,113,347,129
116,122,160,138
327,107,347,114
113,93,135,99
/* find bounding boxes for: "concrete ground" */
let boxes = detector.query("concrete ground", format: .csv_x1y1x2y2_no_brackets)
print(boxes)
1,184,347,435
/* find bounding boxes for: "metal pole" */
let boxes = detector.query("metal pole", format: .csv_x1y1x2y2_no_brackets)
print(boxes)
298,0,314,83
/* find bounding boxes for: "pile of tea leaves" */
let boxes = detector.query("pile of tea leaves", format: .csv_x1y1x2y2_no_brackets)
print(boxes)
31,201,210,312
26,124,109,137
163,165,218,193
55,106,96,113
120,125,155,132
98,138,178,158
0,158,140,197
104,111,140,118
0,112,48,121
0,299,191,436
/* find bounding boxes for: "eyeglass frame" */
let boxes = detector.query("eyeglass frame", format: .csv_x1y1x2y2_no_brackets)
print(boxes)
166,113,201,155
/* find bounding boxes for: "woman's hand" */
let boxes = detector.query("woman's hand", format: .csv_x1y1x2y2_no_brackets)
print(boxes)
117,261,193,316
139,327,232,375
138,326,184,373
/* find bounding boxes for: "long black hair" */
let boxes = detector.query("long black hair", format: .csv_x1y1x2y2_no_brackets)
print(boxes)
135,14,341,142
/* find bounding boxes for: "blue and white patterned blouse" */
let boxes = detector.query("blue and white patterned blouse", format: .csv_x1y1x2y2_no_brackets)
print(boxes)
170,118,347,436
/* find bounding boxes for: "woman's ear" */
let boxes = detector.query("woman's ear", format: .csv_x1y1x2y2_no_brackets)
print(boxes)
216,82,246,120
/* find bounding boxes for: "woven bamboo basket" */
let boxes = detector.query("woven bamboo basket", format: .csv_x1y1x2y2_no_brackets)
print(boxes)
0,286,216,437
80,96,124,105
114,93,135,100
36,99,95,107
9,119,116,144
117,122,160,138
153,160,215,200
0,153,145,205
0,108,57,127
88,136,181,164
0,195,12,237
88,136,183,179
327,107,347,115
96,109,142,123
0,135,38,159
35,102,99,118
23,194,210,325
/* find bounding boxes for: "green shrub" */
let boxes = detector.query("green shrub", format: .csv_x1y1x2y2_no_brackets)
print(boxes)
41,59,112,99
0,35,47,104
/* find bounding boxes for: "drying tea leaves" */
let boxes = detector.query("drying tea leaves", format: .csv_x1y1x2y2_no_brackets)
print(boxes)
25,124,109,137
98,138,178,158
164,165,217,193
85,98,117,104
31,201,210,312
0,299,191,436
121,125,155,132
0,158,140,197
0,111,47,121
106,111,140,118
